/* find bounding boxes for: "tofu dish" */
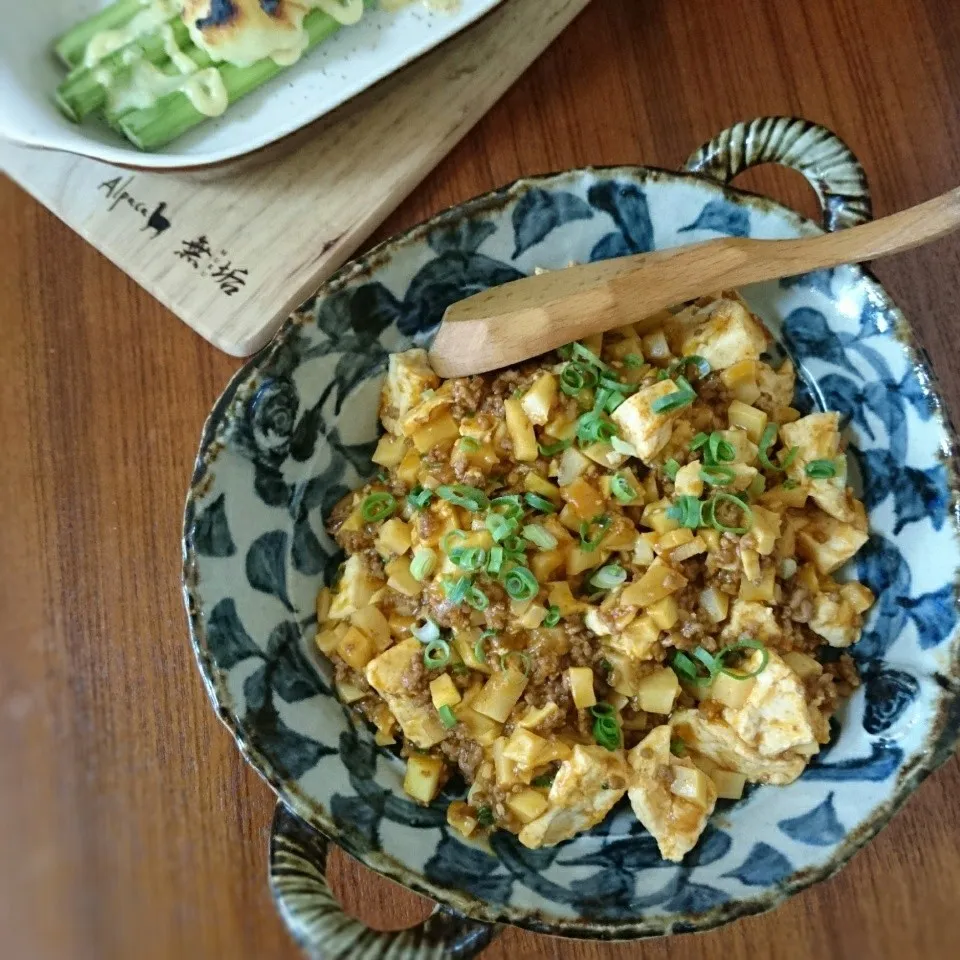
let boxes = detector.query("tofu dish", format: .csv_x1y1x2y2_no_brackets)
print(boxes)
315,291,874,861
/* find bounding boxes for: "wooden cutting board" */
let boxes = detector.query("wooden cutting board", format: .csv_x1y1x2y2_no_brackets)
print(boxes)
0,0,589,356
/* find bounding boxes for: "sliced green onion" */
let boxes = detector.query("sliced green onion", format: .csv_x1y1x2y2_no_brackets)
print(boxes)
539,437,573,456
459,436,481,452
783,479,799,490
700,465,736,486
501,535,527,557
670,737,687,757
543,605,562,628
610,473,638,503
500,651,532,675
591,706,621,751
361,492,397,523
757,423,780,470
450,547,487,572
407,486,433,510
411,619,440,645
410,547,437,581
651,376,696,414
805,459,838,479
576,412,618,444
593,386,615,414
491,495,524,520
667,355,711,380
486,546,505,575
590,703,614,717
717,637,769,678
707,432,736,465
671,650,716,686
590,564,627,590
523,524,558,550
666,495,703,529
442,530,467,554
485,513,515,542
437,484,490,511
474,629,496,664
579,514,611,551
476,806,495,827
600,375,635,394
438,704,458,728
611,436,638,457
423,638,451,669
466,585,489,611
690,432,709,452
624,353,644,368
782,446,800,469
706,492,753,535
503,566,539,601
531,772,556,788
573,342,613,372
443,576,472,605
524,492,557,514
560,362,598,395
664,458,680,480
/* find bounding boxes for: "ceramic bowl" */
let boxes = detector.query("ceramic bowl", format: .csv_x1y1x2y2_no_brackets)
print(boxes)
0,0,502,169
183,117,960,958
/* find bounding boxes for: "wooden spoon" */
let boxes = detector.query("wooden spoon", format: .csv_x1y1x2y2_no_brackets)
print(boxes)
428,186,960,377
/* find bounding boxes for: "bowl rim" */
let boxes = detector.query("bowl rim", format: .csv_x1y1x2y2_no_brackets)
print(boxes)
182,161,960,940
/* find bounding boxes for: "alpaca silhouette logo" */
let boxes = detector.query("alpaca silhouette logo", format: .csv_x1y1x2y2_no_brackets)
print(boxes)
97,176,173,239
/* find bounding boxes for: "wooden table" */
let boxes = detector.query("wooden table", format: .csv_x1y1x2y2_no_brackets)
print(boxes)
2,1,959,957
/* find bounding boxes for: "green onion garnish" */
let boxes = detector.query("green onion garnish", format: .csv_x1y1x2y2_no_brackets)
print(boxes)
590,564,627,590
560,362,598,396
651,376,696,414
700,465,736,486
757,423,780,470
450,547,487,572
666,495,703,528
500,650,532,675
557,344,573,360
671,649,716,686
707,432,736,465
486,546,505,575
485,513,516,542
476,806,495,827
610,473,638,503
600,375,636,394
805,459,838,479
783,479,799,490
443,576,472,605
442,530,467,554
579,514,611,551
423,638,451,669
491,495,524,520
667,355,711,381
670,738,687,757
573,342,613,372
705,492,753,534
437,484,489,512
543,605,562,628
782,446,800,469
407,486,433,510
664,458,680,480
503,566,539,601
531,772,556,788
438,704,458,729
361,492,397,523
576,412,618,444
690,432,709,452
411,619,440,645
539,437,573,457
466,586,489,611
459,436,481,452
474,629,496,664
501,535,527,557
523,524,558,550
624,353,644,368
590,703,621,750
524,492,557,514
410,547,437,581
717,637,769,678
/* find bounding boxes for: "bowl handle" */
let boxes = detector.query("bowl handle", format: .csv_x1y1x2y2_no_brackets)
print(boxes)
269,803,500,959
683,116,873,232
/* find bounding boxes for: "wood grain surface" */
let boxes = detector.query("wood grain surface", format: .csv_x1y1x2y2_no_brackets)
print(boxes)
1,1,959,958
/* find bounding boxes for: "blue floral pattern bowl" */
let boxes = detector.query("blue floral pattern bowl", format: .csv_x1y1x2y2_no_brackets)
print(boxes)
183,118,960,958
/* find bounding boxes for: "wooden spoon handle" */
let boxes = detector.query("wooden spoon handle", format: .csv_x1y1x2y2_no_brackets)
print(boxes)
429,187,960,377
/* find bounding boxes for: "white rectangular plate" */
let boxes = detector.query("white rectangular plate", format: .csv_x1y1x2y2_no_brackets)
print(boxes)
0,0,505,169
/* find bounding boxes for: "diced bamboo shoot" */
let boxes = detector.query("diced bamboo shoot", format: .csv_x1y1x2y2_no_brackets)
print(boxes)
621,559,688,608
708,671,756,709
647,595,680,630
337,625,378,671
376,518,412,557
669,765,712,808
430,674,462,710
316,622,348,656
472,670,529,723
404,755,445,804
385,556,423,597
636,667,680,714
504,398,538,462
412,413,460,453
548,582,583,616
710,769,747,800
350,605,392,651
567,666,597,708
728,400,768,443
521,373,558,425
447,801,478,837
507,789,550,824
372,434,407,467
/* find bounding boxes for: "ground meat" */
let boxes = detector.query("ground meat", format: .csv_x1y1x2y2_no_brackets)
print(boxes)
786,585,813,623
334,660,372,695
439,734,484,782
449,376,486,420
380,587,419,617
565,617,597,667
399,652,431,704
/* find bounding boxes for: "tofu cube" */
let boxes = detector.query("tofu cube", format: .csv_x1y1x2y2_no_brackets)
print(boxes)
611,379,687,464
328,554,382,619
380,349,439,435
680,299,771,371
797,512,869,574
